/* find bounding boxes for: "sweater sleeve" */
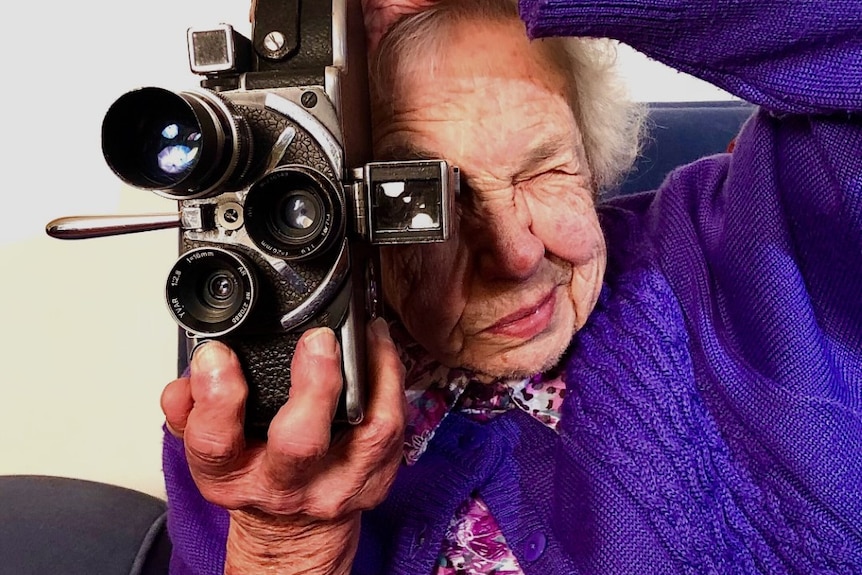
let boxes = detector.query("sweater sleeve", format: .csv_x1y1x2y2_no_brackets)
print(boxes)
519,0,862,115
162,428,229,575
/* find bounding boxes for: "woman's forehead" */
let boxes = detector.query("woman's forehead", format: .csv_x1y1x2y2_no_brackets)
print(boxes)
384,17,569,101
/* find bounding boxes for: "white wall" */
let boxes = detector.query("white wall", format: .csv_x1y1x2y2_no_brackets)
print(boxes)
0,1,732,499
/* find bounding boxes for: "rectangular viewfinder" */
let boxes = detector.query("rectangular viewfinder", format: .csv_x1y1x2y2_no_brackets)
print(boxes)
187,24,238,74
364,161,458,245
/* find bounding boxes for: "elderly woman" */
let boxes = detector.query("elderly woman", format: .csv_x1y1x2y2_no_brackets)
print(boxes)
159,0,862,573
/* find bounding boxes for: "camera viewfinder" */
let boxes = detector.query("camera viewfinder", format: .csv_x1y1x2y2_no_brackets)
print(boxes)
365,161,455,245
187,24,250,76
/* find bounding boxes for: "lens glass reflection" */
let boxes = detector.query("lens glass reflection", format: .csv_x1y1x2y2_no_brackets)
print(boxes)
284,194,318,230
244,167,343,261
152,123,202,178
201,271,238,310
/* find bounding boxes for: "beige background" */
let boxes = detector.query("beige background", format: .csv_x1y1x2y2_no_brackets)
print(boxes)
0,0,731,499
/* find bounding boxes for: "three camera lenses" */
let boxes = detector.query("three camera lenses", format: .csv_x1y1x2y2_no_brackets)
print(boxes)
166,248,257,336
102,87,251,199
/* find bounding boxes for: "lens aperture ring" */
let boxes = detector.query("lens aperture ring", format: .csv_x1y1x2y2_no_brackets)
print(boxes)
166,247,257,336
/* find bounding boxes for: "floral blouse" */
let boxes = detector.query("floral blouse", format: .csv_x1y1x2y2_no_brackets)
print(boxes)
394,325,567,574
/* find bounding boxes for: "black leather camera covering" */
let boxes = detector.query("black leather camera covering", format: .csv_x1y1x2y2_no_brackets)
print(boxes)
249,0,334,88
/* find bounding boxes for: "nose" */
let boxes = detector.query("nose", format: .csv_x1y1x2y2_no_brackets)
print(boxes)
471,205,545,281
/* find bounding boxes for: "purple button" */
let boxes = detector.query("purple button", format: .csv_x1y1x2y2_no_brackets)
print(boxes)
522,531,547,562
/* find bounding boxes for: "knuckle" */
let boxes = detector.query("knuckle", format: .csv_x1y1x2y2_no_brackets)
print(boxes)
358,421,404,464
384,352,407,378
267,427,330,462
366,411,406,443
376,347,406,380
251,488,305,517
186,430,242,468
277,439,329,463
360,478,396,509
165,418,186,438
307,494,352,521
199,486,245,510
353,470,399,511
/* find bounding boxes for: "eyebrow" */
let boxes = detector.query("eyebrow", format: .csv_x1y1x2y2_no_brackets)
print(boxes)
375,142,441,162
377,135,573,170
519,137,571,173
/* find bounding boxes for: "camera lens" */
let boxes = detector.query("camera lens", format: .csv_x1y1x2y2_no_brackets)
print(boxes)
102,87,251,199
202,271,237,309
244,166,345,261
165,247,257,336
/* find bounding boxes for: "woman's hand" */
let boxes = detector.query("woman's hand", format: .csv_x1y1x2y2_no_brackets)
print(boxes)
361,0,440,55
160,319,406,574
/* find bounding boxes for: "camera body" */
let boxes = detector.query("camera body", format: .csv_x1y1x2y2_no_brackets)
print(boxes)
51,0,457,438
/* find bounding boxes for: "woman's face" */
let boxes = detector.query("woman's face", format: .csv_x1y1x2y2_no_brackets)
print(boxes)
373,18,606,378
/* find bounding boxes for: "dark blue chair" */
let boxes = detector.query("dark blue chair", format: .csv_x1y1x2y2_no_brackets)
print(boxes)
611,100,755,198
0,475,171,575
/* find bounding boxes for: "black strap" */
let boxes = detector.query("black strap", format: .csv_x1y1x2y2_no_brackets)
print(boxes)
250,0,333,86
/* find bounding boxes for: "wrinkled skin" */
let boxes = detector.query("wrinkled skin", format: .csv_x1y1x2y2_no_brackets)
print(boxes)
375,17,605,378
160,2,606,573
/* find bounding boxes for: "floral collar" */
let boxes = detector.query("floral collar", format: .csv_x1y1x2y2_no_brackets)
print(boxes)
392,323,567,465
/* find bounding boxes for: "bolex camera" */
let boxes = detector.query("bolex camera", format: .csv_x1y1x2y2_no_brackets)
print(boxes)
47,0,458,438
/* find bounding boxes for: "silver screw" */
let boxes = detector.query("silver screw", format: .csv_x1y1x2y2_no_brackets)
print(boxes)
263,31,286,54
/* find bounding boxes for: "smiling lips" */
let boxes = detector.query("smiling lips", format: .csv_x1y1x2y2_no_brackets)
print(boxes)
485,288,558,339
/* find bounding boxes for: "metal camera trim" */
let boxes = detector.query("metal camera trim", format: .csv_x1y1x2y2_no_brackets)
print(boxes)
154,89,247,201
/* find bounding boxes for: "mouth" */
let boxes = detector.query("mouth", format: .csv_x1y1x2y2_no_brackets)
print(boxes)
484,288,558,340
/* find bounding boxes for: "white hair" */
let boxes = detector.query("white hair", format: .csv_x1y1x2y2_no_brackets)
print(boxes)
368,0,646,193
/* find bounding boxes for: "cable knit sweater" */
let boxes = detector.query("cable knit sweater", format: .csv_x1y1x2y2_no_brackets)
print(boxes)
162,0,862,573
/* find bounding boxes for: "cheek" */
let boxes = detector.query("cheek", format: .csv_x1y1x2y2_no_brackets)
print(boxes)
379,242,465,325
544,211,604,266
529,187,603,266
380,246,420,315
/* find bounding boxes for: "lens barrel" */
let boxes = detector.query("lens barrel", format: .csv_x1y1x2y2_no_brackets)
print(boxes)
102,87,251,199
166,247,257,336
244,166,345,261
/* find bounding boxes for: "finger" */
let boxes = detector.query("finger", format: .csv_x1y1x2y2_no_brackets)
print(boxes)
363,318,407,429
161,377,193,438
317,319,405,508
264,328,344,475
184,341,249,476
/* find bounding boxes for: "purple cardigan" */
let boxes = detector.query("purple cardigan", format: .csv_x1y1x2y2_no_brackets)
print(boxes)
163,0,862,573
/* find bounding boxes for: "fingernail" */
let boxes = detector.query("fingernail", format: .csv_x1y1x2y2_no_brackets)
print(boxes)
370,317,391,340
191,340,230,370
305,327,337,357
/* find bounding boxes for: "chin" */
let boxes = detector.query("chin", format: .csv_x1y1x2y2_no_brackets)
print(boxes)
459,314,576,379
